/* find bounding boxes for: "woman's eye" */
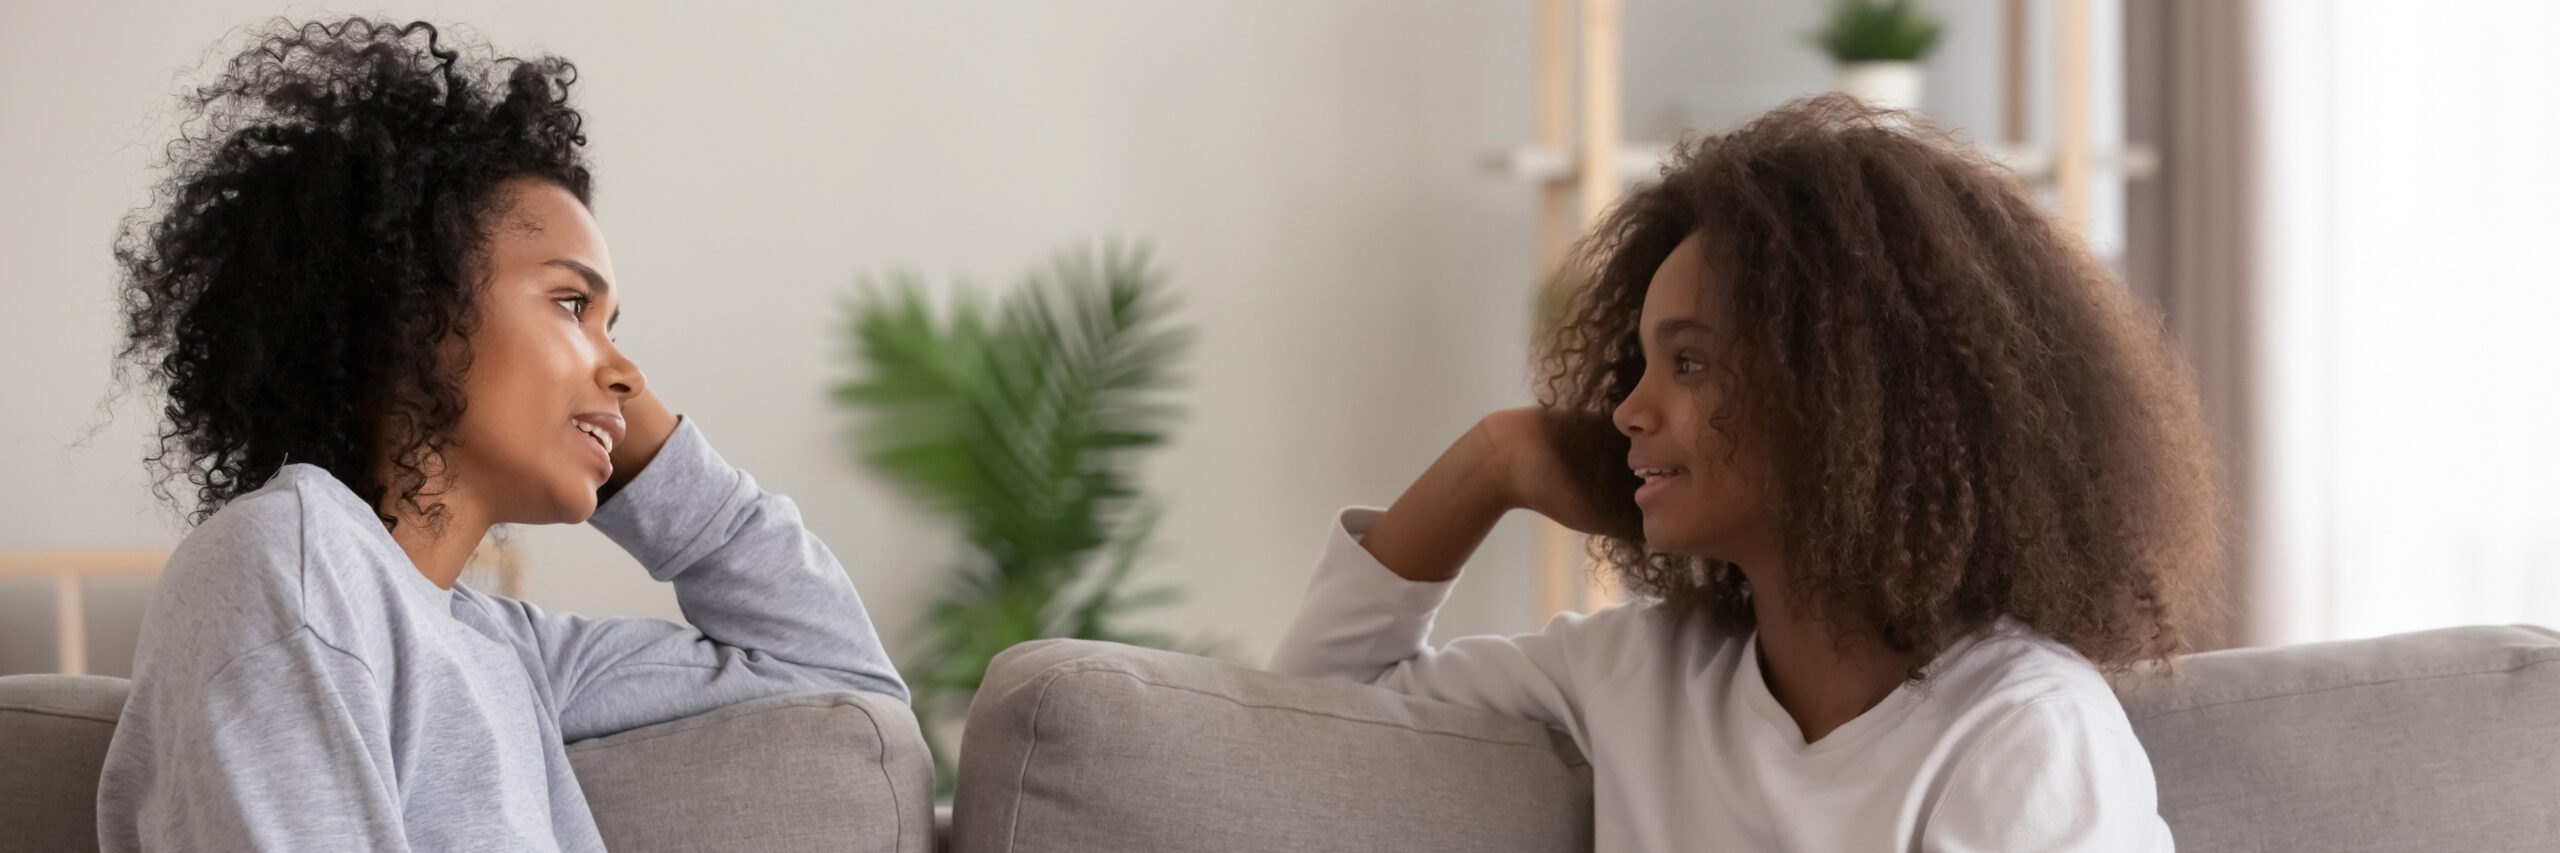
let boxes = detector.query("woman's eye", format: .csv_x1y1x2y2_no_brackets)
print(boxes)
556,295,589,319
1674,356,1704,375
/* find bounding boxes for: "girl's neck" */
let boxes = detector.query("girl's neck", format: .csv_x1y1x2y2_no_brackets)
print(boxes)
1744,571,1922,743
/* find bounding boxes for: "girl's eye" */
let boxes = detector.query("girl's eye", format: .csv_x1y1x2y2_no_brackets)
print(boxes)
1674,355,1705,375
556,295,589,319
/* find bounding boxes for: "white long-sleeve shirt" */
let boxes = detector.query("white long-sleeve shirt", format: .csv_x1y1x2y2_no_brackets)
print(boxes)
1270,508,2173,852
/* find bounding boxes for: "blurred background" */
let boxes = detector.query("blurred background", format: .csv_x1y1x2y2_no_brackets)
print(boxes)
2,0,2552,691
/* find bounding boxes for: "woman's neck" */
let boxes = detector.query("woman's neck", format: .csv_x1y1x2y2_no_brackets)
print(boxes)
380,488,490,591
1742,565,1921,743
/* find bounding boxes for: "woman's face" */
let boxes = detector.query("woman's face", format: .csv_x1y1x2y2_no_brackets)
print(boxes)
438,178,643,526
1610,232,1778,566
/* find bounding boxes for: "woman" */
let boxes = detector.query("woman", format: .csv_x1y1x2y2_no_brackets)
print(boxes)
100,19,904,850
1271,96,2223,850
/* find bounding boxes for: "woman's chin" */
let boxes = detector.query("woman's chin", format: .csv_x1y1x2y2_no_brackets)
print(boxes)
525,479,601,525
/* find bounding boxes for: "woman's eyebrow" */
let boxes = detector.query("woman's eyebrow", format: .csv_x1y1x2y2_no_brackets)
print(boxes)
545,259,621,330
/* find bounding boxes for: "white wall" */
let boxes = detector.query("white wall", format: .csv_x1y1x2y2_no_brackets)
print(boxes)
2,0,2057,673
2251,0,2560,644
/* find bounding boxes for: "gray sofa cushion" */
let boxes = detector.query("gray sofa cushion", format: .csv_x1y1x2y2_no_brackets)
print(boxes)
2114,624,2560,852
566,689,935,853
0,675,930,853
953,639,1592,853
960,627,2560,853
0,675,125,852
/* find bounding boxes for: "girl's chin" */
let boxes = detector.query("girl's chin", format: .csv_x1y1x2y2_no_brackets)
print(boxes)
1639,519,1684,549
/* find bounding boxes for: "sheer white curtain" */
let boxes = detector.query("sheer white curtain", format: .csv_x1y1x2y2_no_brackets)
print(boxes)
2255,0,2560,645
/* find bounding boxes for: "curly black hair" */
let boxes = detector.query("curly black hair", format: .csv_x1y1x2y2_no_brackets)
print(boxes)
116,18,592,530
1538,96,2227,674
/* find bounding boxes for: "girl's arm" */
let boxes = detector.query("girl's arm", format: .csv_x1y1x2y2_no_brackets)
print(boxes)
470,400,907,742
1268,408,1639,732
1350,407,1630,584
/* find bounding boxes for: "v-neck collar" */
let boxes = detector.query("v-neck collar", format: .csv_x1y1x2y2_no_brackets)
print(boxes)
1734,625,1999,755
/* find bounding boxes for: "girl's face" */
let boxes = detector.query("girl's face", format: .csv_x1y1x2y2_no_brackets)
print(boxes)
1610,233,1779,567
436,178,643,526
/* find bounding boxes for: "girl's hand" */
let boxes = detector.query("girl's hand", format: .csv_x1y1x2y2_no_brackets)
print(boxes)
1355,407,1639,583
600,385,677,498
1474,407,1637,539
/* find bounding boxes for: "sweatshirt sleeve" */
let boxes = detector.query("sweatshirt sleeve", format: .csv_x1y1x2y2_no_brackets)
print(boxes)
97,628,409,853
1920,694,2177,852
478,415,908,742
1267,507,1608,739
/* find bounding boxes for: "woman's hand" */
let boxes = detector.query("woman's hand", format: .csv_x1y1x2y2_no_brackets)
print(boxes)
600,385,677,499
1354,407,1636,583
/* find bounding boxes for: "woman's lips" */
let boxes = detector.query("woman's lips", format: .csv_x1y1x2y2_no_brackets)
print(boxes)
573,422,612,477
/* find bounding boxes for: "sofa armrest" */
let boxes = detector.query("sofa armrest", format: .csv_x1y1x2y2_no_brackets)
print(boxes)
568,689,935,853
0,674,130,852
952,639,1591,853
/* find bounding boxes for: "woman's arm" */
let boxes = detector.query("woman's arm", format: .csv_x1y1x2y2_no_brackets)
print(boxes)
474,403,907,742
98,629,409,852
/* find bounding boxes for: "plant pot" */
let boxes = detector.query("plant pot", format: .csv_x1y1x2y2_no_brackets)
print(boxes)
1835,61,1924,114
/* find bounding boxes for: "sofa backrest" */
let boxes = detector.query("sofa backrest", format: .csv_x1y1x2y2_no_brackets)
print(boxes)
2114,624,2560,852
0,674,125,851
955,639,1593,853
961,626,2560,853
0,675,933,853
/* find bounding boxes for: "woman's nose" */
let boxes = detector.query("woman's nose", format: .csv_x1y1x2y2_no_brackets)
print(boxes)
600,351,645,399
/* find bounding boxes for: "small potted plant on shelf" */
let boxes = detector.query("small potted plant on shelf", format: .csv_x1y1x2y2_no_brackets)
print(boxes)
1813,0,1943,114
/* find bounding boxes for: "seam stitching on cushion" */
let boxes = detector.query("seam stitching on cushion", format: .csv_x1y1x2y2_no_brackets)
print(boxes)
0,704,122,724
1005,663,1075,853
563,694,856,752
2128,656,2560,722
834,699,906,853
1046,664,1565,751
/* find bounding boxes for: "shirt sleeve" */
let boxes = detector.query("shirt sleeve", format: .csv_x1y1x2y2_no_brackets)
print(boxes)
475,415,908,742
1266,507,1610,739
1920,694,2177,852
97,628,409,853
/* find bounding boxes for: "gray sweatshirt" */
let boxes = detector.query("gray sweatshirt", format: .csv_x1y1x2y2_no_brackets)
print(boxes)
94,416,908,851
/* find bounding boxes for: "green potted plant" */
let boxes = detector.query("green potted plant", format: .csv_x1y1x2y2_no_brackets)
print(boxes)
1813,0,1944,113
832,239,1204,789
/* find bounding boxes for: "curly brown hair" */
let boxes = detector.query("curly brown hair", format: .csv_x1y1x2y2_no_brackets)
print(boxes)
1537,95,2227,673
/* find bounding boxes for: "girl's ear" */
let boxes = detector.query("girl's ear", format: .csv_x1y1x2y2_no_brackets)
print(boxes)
1547,408,1646,543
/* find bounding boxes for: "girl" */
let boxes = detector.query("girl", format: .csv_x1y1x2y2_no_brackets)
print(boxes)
1271,96,2223,851
99,20,905,851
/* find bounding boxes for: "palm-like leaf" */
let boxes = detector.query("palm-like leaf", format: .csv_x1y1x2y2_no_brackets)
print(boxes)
832,239,1199,785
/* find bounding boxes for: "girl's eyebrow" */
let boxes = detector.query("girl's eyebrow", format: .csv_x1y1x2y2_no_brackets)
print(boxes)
1653,317,1711,338
545,259,621,330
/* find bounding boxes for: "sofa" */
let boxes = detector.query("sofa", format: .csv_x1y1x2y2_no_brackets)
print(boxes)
953,624,2560,852
0,677,935,852
10,625,2556,851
